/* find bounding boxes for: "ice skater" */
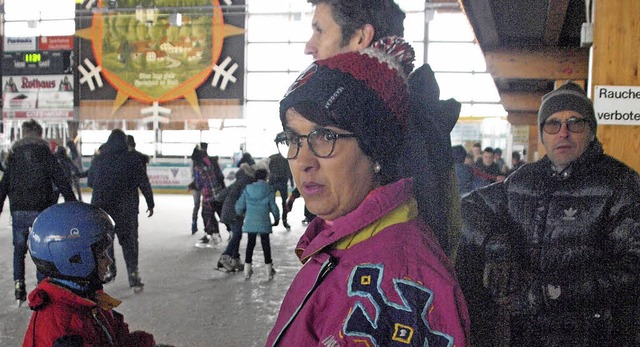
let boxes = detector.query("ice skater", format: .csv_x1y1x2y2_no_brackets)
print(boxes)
235,168,279,280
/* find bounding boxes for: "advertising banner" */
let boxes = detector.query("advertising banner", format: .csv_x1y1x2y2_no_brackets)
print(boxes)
3,37,37,52
2,75,74,119
38,36,75,51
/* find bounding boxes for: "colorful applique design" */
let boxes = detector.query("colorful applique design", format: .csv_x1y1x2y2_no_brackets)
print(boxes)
343,264,453,346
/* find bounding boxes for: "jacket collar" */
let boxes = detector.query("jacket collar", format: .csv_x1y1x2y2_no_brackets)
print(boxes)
296,178,414,263
542,139,604,179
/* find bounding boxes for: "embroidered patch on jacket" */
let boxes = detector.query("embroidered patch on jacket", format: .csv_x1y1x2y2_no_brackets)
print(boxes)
343,264,454,346
562,207,578,221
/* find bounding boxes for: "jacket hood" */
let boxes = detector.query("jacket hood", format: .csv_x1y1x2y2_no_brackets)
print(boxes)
244,180,272,200
100,131,128,154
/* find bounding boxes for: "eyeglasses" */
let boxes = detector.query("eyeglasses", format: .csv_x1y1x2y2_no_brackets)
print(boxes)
275,128,357,159
542,118,588,134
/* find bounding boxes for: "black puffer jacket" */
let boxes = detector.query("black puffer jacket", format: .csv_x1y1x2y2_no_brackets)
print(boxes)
0,137,76,212
88,133,154,220
456,140,640,346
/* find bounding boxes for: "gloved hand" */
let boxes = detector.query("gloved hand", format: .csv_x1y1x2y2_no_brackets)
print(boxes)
483,262,543,315
285,195,295,212
272,219,280,227
147,208,154,217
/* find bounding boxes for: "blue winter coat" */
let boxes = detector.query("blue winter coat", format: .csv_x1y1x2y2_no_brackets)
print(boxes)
235,180,279,233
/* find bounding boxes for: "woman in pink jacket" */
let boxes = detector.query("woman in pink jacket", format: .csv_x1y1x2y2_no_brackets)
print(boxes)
266,37,470,346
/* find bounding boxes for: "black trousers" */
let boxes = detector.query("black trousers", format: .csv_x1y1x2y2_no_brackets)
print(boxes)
245,233,272,264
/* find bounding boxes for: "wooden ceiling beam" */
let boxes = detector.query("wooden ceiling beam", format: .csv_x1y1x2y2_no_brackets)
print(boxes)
507,111,538,126
485,48,589,80
459,0,500,49
543,0,571,45
500,91,544,113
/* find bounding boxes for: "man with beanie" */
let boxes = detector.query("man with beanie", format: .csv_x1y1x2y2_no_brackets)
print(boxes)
455,81,640,346
304,0,462,260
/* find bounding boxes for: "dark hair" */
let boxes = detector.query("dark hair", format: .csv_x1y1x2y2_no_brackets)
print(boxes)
22,119,43,137
483,147,494,154
473,142,481,148
308,0,405,47
512,151,521,161
494,148,502,155
255,168,268,181
126,135,136,148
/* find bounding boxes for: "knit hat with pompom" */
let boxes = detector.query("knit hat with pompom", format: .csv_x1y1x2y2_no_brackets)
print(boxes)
279,36,415,182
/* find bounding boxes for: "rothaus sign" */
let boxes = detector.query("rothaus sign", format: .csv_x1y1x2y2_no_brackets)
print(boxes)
593,85,640,126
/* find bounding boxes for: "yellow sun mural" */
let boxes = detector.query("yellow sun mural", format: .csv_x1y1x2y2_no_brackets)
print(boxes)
76,0,245,116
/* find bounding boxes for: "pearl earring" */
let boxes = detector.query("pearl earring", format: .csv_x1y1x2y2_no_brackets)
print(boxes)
373,162,382,174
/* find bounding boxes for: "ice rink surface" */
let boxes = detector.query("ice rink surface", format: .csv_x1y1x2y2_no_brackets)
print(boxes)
0,193,306,347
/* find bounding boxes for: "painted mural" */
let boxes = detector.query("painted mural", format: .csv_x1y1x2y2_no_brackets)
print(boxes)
76,0,245,116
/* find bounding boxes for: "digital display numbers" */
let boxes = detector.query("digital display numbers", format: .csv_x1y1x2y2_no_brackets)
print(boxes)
24,53,42,64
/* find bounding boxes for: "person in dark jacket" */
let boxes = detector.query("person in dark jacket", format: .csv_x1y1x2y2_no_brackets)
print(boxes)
452,145,473,197
236,152,255,167
472,146,505,189
0,120,77,306
54,145,82,201
268,152,293,230
66,140,85,201
215,163,256,272
87,129,154,293
126,134,150,166
456,81,640,346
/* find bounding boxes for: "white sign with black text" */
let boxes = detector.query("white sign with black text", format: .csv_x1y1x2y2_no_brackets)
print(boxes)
593,85,640,126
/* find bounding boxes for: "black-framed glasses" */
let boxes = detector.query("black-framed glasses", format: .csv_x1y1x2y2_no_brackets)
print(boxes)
542,117,588,134
275,128,357,159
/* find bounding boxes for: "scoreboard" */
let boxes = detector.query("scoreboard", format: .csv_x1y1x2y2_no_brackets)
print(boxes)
1,51,72,75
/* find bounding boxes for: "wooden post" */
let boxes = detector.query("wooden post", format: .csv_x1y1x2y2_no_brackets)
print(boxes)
591,0,640,171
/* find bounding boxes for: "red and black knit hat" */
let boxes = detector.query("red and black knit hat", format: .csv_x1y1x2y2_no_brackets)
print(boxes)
279,36,415,181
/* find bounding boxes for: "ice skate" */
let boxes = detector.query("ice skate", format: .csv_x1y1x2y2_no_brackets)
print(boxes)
15,280,26,307
217,254,234,272
266,264,276,281
244,263,253,280
191,219,198,235
231,257,244,272
129,272,144,294
195,235,213,248
283,220,291,231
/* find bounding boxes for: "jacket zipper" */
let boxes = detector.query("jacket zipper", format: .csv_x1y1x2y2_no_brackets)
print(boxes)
92,309,115,347
271,256,337,347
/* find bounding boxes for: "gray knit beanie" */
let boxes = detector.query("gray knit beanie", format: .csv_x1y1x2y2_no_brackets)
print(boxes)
538,81,596,137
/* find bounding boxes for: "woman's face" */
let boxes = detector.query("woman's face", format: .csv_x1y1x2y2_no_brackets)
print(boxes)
285,109,378,221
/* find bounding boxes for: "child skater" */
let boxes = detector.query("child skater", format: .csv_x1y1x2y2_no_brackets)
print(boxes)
235,168,279,280
23,202,160,347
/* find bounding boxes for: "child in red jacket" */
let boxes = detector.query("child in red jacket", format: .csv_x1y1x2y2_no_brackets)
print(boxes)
22,202,159,347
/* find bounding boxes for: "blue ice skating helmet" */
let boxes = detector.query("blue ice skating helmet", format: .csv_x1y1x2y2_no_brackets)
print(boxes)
29,202,114,281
